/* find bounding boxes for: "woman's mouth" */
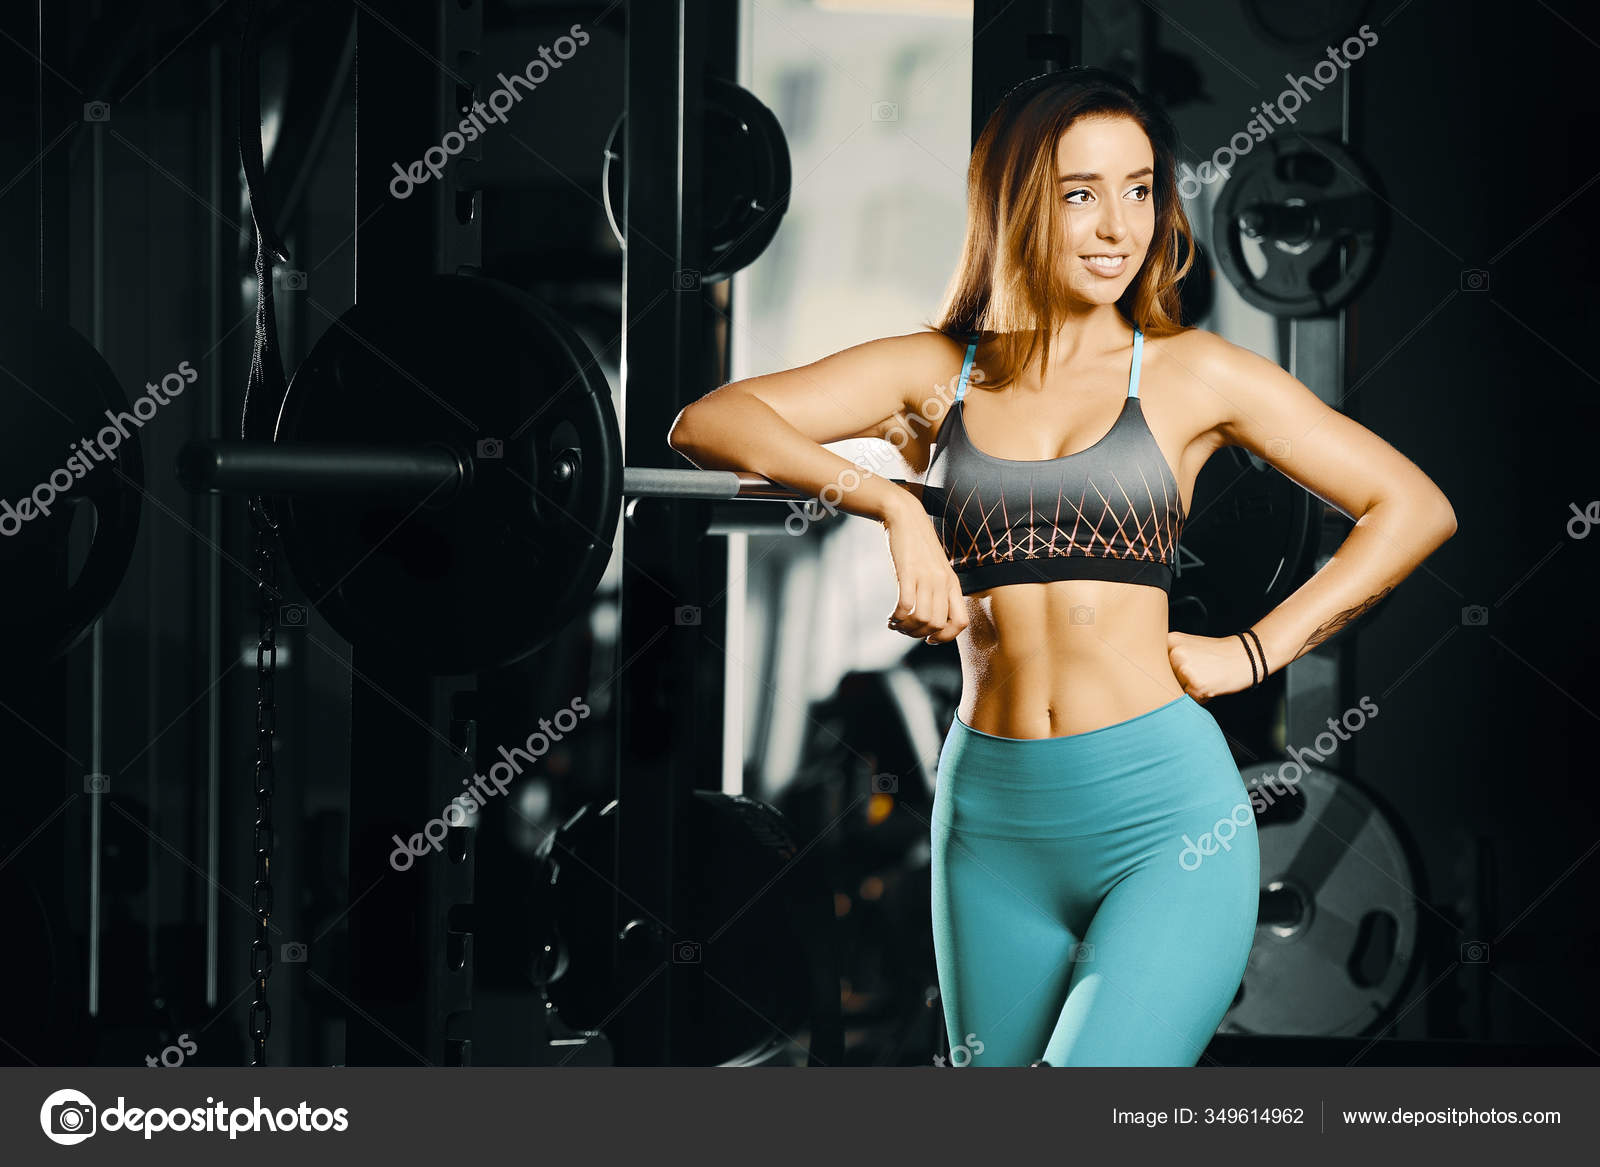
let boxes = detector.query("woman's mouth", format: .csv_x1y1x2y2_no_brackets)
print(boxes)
1080,253,1129,277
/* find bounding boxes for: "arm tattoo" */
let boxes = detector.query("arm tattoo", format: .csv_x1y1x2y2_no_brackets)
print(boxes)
1295,586,1392,658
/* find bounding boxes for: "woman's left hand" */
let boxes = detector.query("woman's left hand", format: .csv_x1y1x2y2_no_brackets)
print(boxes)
1166,631,1261,704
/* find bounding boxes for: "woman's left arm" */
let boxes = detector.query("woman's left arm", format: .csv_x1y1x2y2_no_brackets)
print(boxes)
1168,332,1458,700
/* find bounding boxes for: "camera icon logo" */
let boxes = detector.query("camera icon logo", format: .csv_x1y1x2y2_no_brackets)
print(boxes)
1461,604,1488,627
675,605,701,626
84,773,111,795
1265,437,1291,459
476,438,504,460
1460,940,1489,963
673,269,701,292
279,603,307,628
1069,604,1095,626
871,772,898,794
281,941,308,963
672,940,702,963
871,100,899,122
277,269,307,292
40,1089,97,1145
1460,268,1489,292
83,101,110,123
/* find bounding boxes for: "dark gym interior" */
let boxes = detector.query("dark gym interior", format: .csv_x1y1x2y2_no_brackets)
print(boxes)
2,0,1597,1074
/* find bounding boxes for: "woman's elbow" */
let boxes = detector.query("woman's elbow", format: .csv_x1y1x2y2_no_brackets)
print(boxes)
667,402,704,458
1428,492,1458,544
1433,486,1458,536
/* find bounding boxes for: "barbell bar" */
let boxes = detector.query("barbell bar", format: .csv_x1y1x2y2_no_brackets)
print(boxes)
176,441,850,505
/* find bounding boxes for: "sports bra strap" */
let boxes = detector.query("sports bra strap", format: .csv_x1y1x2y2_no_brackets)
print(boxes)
954,335,979,404
955,329,1140,403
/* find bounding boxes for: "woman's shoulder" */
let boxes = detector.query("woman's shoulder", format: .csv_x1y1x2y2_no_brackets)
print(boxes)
857,328,978,395
1147,325,1262,380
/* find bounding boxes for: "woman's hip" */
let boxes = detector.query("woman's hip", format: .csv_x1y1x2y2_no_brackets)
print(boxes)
932,693,1248,840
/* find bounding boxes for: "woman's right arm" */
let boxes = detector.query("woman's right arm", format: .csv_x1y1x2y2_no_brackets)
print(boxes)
667,330,969,643
668,330,953,522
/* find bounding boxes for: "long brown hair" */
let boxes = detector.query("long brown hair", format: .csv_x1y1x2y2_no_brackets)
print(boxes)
931,67,1196,390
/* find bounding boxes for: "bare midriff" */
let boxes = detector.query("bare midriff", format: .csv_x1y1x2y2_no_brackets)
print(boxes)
954,577,1185,740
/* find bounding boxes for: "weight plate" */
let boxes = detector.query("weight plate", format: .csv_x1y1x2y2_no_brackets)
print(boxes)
0,318,143,663
1222,761,1423,1037
1211,135,1388,317
275,275,621,675
603,76,792,284
1169,445,1321,637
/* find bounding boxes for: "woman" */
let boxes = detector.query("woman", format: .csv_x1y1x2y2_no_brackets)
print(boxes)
668,67,1455,1066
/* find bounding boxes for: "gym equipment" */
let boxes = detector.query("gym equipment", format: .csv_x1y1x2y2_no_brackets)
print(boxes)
771,657,955,1063
603,76,792,284
535,791,841,1066
1222,760,1422,1037
175,276,870,674
269,276,620,678
1211,136,1388,318
0,318,143,662
1168,444,1322,638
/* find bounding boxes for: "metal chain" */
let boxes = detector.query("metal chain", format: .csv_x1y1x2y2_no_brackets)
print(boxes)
248,495,278,1065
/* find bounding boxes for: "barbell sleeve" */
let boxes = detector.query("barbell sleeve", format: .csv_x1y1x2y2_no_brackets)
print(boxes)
622,467,808,501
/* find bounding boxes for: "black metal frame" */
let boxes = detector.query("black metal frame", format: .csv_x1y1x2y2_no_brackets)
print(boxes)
340,0,482,1067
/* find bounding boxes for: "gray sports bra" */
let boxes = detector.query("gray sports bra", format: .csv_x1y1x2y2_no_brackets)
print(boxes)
922,329,1186,594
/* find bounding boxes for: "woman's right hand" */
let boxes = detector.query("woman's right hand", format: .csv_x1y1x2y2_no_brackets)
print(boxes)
881,499,969,644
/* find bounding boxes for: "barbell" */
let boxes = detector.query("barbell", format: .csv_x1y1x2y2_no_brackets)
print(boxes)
173,273,1322,675
174,274,893,675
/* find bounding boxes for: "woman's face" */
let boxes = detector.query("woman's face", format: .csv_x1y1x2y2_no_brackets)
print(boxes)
1052,114,1156,307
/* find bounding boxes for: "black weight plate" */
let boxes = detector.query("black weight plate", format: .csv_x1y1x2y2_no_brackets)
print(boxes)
603,76,792,284
702,77,792,279
275,276,621,676
0,318,143,663
1222,761,1422,1037
1170,445,1321,637
1212,135,1388,318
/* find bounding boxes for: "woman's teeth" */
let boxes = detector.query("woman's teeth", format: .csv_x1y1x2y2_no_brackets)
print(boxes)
1082,255,1127,275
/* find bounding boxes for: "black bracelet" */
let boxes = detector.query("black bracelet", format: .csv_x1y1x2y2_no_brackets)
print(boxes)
1234,631,1259,687
1244,628,1268,686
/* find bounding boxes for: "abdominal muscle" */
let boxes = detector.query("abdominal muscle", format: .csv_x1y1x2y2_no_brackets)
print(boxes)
953,577,1186,739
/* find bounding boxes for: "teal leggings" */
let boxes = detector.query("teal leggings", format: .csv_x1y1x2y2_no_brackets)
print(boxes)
930,694,1259,1067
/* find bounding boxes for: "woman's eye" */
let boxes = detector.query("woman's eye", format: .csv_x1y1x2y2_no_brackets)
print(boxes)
1126,184,1150,201
1064,189,1092,205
